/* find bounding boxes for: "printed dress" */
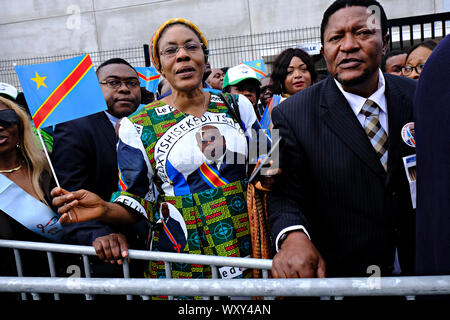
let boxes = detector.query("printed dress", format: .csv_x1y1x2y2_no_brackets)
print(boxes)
111,93,265,298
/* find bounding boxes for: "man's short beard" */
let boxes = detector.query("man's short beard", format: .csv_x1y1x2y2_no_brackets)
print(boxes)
335,69,372,88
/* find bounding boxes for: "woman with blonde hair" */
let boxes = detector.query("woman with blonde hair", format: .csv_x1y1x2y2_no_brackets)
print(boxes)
0,96,51,205
0,96,64,288
0,96,63,243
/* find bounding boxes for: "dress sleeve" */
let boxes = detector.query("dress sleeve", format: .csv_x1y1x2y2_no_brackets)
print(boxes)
110,117,157,219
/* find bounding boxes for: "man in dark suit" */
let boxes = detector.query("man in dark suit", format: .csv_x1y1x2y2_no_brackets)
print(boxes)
52,58,146,269
268,0,417,279
415,35,450,277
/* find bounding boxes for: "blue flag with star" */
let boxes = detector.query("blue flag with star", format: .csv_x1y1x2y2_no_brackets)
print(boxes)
14,54,107,129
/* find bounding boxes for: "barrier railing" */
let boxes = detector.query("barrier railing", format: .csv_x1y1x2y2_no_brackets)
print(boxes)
1,239,449,300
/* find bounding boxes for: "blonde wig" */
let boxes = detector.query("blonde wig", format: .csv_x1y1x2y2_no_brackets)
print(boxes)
0,96,50,204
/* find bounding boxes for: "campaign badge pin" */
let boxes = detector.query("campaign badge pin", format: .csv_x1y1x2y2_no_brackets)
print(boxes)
401,122,415,147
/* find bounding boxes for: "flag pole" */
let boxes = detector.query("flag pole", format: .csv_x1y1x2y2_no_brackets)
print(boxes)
36,128,72,220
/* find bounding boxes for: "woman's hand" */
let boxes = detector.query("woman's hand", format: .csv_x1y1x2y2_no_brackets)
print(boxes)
51,187,107,224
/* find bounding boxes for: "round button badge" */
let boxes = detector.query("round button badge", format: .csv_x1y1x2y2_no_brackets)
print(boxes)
401,122,415,147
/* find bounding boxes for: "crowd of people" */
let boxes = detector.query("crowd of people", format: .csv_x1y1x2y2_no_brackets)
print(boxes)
0,0,449,300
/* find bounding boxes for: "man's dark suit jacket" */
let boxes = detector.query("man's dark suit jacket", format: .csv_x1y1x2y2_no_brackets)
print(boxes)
415,35,450,276
268,74,417,277
52,111,147,248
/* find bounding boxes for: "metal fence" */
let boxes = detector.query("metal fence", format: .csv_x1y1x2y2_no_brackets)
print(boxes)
0,47,147,91
388,12,450,51
1,239,449,300
0,239,272,300
208,26,321,71
1,13,449,90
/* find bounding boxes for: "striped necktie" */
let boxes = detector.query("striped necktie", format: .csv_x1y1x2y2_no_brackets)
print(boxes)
361,99,388,171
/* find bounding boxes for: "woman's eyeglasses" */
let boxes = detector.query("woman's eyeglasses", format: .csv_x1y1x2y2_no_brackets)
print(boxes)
160,41,203,58
402,64,425,76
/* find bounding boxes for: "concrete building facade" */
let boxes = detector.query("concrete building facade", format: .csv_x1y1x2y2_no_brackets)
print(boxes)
1,0,449,60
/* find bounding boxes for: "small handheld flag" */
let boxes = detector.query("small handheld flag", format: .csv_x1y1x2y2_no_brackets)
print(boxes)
135,66,160,93
15,54,108,221
241,59,267,79
259,94,282,140
15,54,107,129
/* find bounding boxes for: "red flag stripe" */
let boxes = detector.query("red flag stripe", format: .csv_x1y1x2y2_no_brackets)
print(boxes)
33,55,93,128
199,163,227,187
118,168,128,191
137,71,160,82
243,64,266,77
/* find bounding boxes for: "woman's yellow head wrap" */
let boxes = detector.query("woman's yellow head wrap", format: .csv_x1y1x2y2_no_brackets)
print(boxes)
150,18,209,73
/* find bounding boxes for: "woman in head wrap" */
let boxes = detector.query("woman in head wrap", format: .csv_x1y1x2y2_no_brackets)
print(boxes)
52,18,270,295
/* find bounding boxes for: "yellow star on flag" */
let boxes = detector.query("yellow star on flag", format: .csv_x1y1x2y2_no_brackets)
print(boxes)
256,62,261,67
31,72,47,89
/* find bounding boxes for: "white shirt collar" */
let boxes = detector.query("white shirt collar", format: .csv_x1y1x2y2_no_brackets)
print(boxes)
207,152,226,170
334,69,387,116
104,110,120,130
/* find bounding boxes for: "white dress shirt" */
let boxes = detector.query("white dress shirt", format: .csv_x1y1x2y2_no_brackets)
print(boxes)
334,69,388,134
104,110,120,130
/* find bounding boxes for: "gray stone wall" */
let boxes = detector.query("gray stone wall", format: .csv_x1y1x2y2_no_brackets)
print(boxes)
0,0,448,59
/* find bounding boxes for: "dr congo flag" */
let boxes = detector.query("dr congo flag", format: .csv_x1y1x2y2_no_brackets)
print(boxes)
15,54,107,129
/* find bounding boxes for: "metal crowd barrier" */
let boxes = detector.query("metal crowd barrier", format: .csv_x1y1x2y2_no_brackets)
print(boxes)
0,239,449,300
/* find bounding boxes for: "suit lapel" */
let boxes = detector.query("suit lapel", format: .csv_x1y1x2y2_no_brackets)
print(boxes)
94,111,117,151
319,76,386,177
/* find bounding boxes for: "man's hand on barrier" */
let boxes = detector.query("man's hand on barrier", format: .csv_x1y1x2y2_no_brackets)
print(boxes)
271,231,326,278
51,187,107,224
93,233,129,265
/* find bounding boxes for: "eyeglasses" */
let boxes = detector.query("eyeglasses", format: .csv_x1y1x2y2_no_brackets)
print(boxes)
160,41,203,58
402,64,425,76
99,79,140,89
